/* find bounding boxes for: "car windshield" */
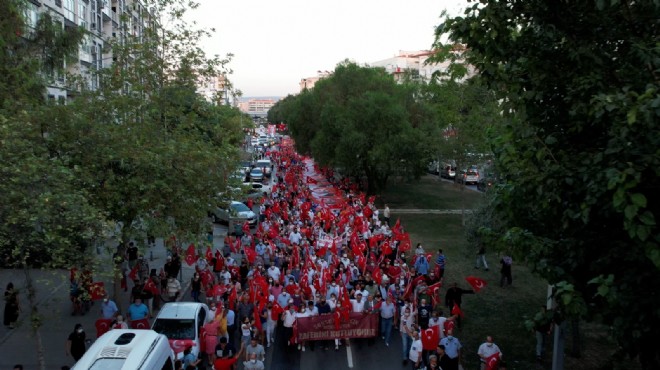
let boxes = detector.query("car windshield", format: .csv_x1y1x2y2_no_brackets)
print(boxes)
231,203,250,212
251,169,263,174
152,318,195,340
467,171,478,176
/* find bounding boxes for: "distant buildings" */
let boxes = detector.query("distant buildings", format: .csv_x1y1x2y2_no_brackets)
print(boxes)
238,98,279,118
370,47,474,82
299,71,332,92
198,74,230,104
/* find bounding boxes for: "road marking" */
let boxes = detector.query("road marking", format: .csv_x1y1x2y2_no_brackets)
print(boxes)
346,344,354,368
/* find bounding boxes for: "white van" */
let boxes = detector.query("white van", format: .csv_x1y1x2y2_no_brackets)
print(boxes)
72,329,175,370
152,302,211,360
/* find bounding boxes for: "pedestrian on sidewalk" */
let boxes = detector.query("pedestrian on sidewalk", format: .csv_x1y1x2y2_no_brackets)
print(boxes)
4,282,19,329
500,255,513,288
475,243,489,271
100,294,119,319
65,323,87,362
191,273,202,302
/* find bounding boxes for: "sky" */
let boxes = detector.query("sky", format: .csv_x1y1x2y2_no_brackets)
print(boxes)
189,0,469,97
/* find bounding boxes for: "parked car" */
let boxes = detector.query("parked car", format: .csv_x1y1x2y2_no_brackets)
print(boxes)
243,181,271,198
255,159,272,178
152,302,211,361
211,201,258,227
427,161,440,175
249,167,264,182
457,168,480,184
440,165,457,179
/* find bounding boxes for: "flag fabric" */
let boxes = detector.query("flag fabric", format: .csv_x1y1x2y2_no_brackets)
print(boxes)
421,326,440,350
485,352,501,370
128,264,139,281
271,302,284,321
88,282,106,300
428,281,442,307
244,247,257,264
306,176,318,184
205,246,213,261
242,221,251,234
398,233,412,252
144,278,159,295
185,244,197,266
373,268,383,285
465,276,488,292
451,304,464,318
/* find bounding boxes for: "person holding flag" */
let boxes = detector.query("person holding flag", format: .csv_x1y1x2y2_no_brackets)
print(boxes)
477,335,503,370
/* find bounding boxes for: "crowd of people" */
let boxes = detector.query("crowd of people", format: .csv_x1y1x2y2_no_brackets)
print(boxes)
72,138,516,370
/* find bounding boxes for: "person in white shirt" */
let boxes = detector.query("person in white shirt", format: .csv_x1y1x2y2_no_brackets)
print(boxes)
289,228,302,245
400,307,416,365
350,293,365,313
281,305,297,346
477,335,502,370
340,253,351,268
295,306,311,351
267,265,281,282
409,330,423,369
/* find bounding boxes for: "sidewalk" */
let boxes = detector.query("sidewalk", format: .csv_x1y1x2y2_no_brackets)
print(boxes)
0,222,228,370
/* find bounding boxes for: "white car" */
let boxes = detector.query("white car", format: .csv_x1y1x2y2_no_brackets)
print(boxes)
255,159,272,177
212,201,258,226
151,303,211,361
243,181,271,198
249,167,264,182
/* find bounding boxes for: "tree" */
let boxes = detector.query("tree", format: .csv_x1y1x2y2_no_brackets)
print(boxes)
0,2,95,369
58,0,242,306
434,1,660,367
271,61,434,193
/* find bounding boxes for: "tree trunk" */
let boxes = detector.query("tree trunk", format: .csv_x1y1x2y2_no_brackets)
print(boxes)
23,267,46,370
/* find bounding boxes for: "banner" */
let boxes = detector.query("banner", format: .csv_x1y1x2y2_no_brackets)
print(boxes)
296,313,378,341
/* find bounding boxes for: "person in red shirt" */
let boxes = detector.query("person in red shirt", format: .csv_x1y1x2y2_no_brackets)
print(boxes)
213,342,245,370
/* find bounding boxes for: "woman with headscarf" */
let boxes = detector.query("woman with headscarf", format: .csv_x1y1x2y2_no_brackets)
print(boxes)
3,282,19,329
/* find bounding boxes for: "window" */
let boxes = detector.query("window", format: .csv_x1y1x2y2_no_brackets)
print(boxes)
23,3,38,31
78,1,87,28
64,0,75,20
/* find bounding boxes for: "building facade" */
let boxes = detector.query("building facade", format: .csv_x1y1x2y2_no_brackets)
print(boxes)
238,98,279,118
370,48,474,83
299,70,332,92
28,0,157,102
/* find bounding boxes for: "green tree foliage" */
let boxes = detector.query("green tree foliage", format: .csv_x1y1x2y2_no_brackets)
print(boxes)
434,1,660,367
270,61,434,192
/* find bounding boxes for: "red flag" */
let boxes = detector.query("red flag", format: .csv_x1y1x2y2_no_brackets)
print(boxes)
465,276,487,292
451,304,464,318
421,326,440,350
392,219,402,234
201,270,214,286
228,287,237,311
214,256,224,271
254,305,263,331
242,221,251,234
373,268,383,285
330,239,338,255
210,284,227,298
428,281,443,307
185,244,197,266
485,352,501,370
271,302,284,321
247,198,254,209
368,195,376,204
306,176,318,184
128,264,139,281
244,247,257,264
88,282,106,300
205,246,213,261
398,233,412,252
144,278,159,295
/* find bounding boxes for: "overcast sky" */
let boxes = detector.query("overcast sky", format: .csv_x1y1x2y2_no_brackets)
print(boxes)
190,0,469,97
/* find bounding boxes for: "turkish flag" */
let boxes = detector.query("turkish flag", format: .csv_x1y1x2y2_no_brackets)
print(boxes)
465,276,487,292
373,268,383,285
128,264,139,281
421,326,440,350
247,198,254,209
144,278,160,295
381,241,392,255
428,281,442,306
201,270,214,286
485,352,501,370
205,246,213,261
228,287,237,310
210,284,227,298
451,304,464,318
392,219,402,234
214,256,224,271
398,233,412,252
368,195,376,204
185,244,197,266
267,302,282,321
330,239,338,255
306,176,318,184
88,282,106,300
316,246,328,257
242,221,251,234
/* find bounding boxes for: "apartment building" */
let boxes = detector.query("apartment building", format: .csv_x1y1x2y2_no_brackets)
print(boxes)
371,48,474,83
29,0,157,102
238,98,279,118
198,73,230,104
299,70,332,92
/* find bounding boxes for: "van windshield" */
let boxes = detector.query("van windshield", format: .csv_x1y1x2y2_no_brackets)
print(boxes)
152,319,195,340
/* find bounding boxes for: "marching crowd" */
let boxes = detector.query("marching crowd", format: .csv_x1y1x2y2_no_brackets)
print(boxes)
85,138,515,370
